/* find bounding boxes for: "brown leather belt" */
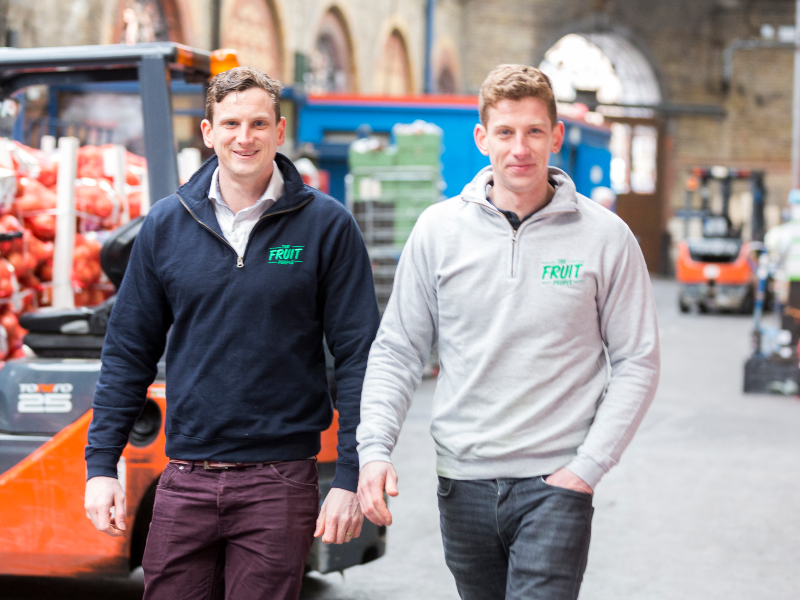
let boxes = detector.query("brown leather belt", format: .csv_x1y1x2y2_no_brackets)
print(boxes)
169,459,268,470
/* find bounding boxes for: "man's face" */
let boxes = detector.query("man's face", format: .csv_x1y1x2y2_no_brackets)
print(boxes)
474,97,564,197
201,87,285,183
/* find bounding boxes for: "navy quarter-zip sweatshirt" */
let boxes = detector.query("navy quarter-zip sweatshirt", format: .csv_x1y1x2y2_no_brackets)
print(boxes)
85,153,380,492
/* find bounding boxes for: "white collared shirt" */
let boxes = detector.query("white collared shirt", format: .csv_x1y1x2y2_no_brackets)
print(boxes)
208,162,285,257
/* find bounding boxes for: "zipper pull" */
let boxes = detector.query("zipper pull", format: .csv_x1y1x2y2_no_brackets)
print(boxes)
237,256,244,268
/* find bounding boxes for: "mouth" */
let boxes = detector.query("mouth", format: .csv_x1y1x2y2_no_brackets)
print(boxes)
233,149,259,158
507,163,534,173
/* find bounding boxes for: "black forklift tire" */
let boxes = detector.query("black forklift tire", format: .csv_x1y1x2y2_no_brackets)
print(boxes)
739,286,756,315
130,477,159,572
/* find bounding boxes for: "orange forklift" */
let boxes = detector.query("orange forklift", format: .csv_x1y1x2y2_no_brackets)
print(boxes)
0,43,384,578
675,167,766,313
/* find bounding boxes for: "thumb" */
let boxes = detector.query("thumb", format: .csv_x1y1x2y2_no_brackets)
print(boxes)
314,505,326,538
115,492,127,531
385,468,399,497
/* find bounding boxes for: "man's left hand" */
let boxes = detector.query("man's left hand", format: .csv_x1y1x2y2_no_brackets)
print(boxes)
544,468,593,494
314,488,363,544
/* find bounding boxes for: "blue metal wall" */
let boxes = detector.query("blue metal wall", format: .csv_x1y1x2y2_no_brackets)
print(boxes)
550,121,612,197
297,97,611,204
298,98,490,203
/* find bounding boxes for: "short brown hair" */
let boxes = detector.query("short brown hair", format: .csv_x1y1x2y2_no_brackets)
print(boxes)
479,64,557,127
205,66,284,124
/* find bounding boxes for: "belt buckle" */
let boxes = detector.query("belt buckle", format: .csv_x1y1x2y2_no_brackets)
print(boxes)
204,460,227,470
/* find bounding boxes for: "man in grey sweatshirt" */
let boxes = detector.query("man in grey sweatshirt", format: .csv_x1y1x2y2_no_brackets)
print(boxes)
356,64,660,600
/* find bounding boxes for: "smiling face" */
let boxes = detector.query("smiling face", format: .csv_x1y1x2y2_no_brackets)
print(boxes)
474,96,564,201
201,86,286,187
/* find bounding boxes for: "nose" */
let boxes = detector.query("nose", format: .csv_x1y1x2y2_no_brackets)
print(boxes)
236,124,253,145
511,132,529,156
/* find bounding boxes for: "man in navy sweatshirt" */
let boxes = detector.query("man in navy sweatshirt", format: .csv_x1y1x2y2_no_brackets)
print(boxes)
83,66,380,600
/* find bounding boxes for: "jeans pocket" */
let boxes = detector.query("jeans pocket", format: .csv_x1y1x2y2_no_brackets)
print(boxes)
157,464,176,491
539,476,593,499
437,476,453,497
271,461,319,490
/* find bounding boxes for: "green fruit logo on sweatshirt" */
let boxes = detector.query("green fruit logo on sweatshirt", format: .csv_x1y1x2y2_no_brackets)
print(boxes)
268,245,304,265
541,260,583,285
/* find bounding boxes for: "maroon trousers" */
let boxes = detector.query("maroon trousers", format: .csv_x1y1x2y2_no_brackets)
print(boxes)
141,459,319,600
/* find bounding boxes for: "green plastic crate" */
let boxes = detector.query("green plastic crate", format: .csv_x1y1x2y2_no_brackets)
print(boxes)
348,147,397,169
395,133,441,153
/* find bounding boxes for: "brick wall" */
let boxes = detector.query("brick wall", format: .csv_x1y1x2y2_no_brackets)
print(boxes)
455,0,797,225
5,0,798,227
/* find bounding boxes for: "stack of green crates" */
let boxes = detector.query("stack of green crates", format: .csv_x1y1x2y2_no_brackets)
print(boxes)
389,125,442,245
348,125,442,247
348,144,396,203
348,144,396,169
380,174,439,246
394,132,441,168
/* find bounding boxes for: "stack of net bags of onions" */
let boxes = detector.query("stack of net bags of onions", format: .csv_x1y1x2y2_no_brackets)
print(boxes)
0,141,146,360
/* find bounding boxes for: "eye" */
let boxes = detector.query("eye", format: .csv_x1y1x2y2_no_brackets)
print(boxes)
253,120,268,127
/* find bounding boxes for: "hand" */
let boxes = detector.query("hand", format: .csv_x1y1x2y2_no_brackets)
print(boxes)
544,468,593,495
357,461,398,526
314,488,363,544
85,476,127,536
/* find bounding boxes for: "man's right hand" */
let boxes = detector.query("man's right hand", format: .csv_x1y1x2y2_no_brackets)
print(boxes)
357,461,398,526
85,476,127,537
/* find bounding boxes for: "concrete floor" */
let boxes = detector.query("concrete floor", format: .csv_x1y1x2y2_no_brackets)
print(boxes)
301,278,800,599
2,278,799,599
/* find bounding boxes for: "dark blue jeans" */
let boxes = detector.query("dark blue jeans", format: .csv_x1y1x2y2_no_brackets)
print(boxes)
438,476,593,600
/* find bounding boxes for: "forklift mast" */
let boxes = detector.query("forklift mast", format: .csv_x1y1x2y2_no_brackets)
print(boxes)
678,167,766,243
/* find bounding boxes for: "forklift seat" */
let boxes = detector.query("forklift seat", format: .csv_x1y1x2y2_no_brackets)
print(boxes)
20,297,115,335
20,297,115,358
101,216,144,290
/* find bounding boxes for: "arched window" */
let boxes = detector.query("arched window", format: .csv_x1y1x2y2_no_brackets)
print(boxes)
437,66,456,94
374,30,411,96
539,33,660,107
221,0,284,80
309,8,355,93
434,44,459,94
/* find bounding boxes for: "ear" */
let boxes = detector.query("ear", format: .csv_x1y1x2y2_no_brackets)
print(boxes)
277,116,286,147
474,123,489,156
550,121,565,154
200,119,214,149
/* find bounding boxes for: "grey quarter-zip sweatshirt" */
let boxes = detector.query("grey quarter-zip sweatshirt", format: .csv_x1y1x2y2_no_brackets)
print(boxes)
356,166,660,489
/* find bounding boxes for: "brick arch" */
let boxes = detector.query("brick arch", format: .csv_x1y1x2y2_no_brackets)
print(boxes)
534,21,665,105
433,36,461,94
374,29,413,96
309,5,357,93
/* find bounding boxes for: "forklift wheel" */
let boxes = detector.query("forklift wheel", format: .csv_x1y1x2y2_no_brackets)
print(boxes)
739,287,755,315
678,298,691,313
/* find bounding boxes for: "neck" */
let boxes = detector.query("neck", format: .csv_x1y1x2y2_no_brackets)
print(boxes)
490,177,555,218
218,162,274,213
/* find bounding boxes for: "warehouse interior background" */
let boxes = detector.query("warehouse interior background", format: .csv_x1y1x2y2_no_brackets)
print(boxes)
1,0,796,275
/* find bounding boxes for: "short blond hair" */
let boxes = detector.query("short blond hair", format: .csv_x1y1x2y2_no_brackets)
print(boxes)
479,64,557,127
